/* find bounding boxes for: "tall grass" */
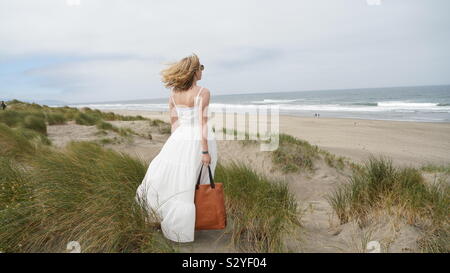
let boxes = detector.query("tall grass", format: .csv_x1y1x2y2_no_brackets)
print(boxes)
0,139,302,252
320,149,346,170
0,104,302,252
271,133,320,173
326,155,449,252
75,112,100,126
0,141,174,253
3,100,146,128
0,110,25,127
15,127,52,146
0,157,32,211
420,163,450,174
0,124,37,160
46,113,67,125
215,161,301,252
79,107,146,122
96,120,117,131
23,115,47,135
149,119,171,134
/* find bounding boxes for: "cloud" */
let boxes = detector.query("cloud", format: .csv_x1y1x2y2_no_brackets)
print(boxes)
1,0,450,102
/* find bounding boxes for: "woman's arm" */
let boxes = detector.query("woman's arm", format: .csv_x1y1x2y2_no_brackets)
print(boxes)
169,95,179,133
199,89,211,164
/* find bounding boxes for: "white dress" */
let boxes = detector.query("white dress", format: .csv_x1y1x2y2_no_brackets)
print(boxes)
135,86,218,243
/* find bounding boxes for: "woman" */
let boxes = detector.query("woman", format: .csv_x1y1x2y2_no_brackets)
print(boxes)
135,53,218,243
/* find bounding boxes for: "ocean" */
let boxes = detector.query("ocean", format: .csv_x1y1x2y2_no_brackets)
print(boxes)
68,85,450,123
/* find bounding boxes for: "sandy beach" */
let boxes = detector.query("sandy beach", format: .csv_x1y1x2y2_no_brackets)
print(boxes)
102,109,450,168
44,107,448,252
3,102,447,253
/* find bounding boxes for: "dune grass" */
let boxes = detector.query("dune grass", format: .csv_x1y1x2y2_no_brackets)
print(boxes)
2,100,147,128
14,127,52,146
75,112,100,126
0,124,38,160
215,161,301,252
221,128,347,173
149,119,165,126
149,119,171,134
1,111,302,252
23,115,47,135
0,133,301,253
46,113,67,125
420,163,450,174
319,149,346,170
271,133,320,173
326,155,449,252
0,110,27,127
0,141,174,253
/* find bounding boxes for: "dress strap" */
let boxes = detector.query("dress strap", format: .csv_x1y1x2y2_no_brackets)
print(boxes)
195,87,204,105
170,91,177,108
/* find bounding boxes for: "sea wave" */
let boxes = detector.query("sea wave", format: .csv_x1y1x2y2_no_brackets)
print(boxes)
351,102,378,106
67,100,450,114
69,103,169,111
250,99,303,104
377,101,442,108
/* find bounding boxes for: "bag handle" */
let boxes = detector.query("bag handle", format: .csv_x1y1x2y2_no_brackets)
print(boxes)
196,164,215,189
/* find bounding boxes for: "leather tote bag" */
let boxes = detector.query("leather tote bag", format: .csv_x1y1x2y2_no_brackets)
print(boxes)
194,165,227,230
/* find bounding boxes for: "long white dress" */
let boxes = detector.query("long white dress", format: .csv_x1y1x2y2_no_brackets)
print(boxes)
135,86,218,243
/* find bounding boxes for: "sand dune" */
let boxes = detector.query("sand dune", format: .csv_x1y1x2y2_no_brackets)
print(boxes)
104,109,450,168
46,109,449,252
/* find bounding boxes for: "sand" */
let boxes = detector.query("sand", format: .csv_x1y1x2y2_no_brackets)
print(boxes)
104,109,450,168
45,109,449,252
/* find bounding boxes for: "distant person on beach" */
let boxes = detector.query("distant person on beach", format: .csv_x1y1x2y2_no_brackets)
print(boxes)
1,101,6,110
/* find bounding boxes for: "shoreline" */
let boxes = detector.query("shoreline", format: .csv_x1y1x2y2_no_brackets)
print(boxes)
85,108,450,168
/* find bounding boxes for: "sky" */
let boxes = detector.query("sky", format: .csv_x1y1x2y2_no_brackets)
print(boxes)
0,0,449,103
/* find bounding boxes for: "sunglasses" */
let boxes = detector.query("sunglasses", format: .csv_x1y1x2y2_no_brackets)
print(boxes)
199,64,204,71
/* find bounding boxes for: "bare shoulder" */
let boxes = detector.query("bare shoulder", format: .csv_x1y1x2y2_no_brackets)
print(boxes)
200,87,211,98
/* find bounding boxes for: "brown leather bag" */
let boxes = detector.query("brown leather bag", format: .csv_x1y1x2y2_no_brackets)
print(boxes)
194,165,227,230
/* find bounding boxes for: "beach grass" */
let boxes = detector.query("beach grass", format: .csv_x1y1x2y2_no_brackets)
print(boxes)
0,141,174,253
15,127,52,146
0,124,37,160
3,100,147,126
326,155,449,252
2,101,447,253
420,163,450,174
319,149,346,170
149,119,166,127
23,115,47,135
96,120,117,131
0,129,301,253
215,161,301,252
1,107,302,252
149,119,171,134
271,133,320,173
46,113,67,125
75,112,100,125
224,128,348,173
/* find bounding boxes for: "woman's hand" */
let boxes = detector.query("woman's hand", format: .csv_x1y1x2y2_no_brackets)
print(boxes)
202,153,211,165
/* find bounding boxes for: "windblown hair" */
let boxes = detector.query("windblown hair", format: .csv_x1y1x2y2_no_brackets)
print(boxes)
160,53,201,92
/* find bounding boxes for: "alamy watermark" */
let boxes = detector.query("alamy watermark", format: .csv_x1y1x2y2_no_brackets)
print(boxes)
170,103,280,151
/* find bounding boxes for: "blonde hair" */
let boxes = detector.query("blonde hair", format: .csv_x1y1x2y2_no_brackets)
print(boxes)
160,53,201,92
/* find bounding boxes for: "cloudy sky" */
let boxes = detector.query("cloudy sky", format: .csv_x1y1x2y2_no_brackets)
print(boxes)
1,0,449,103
